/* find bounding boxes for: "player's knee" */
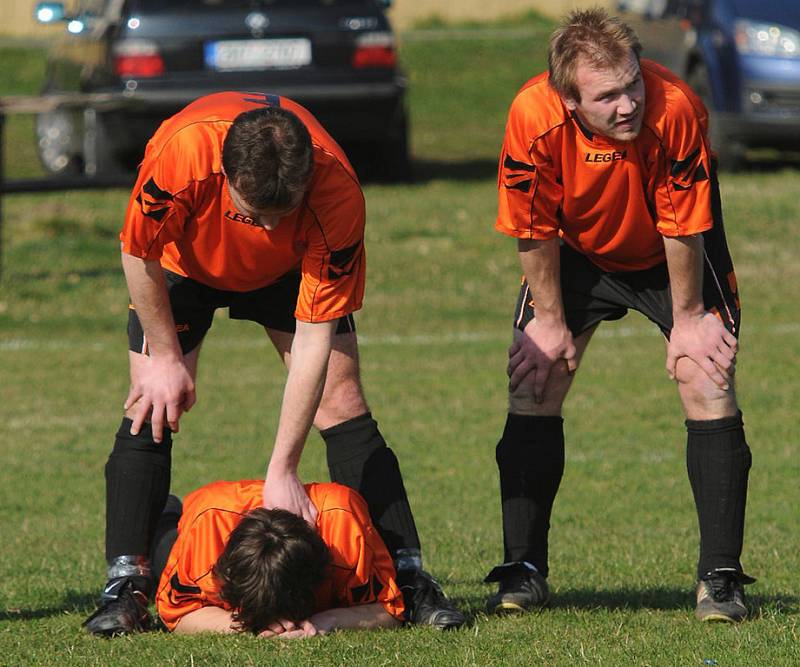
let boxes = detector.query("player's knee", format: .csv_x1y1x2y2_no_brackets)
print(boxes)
507,363,570,416
508,392,565,416
109,418,173,464
675,358,738,420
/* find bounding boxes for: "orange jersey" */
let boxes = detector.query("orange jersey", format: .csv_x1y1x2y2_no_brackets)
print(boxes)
496,60,714,272
155,481,404,631
120,92,365,323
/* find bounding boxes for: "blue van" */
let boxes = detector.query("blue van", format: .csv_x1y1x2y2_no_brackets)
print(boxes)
618,0,800,167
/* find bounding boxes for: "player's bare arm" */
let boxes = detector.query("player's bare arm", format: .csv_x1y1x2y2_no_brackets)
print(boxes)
663,234,738,389
263,318,337,524
509,238,577,400
282,603,401,638
176,604,398,637
172,606,238,634
121,252,196,442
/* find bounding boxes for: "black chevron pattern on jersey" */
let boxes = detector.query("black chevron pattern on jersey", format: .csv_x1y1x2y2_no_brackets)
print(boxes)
503,154,535,193
350,574,381,604
328,240,362,280
670,147,709,191
136,177,175,222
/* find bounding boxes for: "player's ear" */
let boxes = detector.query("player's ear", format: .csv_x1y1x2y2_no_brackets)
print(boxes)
560,94,578,112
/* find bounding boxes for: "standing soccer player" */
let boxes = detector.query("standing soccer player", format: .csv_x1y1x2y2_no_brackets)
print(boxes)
483,9,754,623
83,92,464,635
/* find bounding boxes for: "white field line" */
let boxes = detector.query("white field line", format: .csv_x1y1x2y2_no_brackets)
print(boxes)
1,322,798,353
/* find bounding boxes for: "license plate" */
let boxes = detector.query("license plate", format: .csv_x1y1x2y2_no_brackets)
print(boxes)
204,38,312,71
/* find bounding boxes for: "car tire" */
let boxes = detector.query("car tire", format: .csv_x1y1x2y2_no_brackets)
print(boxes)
687,63,745,171
82,109,130,178
35,101,83,176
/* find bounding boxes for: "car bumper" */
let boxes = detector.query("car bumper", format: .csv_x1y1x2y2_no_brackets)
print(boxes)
717,114,800,150
721,58,800,150
102,79,406,147
716,94,800,151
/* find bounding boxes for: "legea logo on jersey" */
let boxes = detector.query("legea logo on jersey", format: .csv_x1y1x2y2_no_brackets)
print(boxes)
584,150,627,163
225,210,261,227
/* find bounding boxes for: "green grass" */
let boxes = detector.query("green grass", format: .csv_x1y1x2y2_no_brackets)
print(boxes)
1,20,799,667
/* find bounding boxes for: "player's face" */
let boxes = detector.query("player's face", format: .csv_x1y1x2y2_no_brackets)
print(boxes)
562,49,645,142
227,182,301,231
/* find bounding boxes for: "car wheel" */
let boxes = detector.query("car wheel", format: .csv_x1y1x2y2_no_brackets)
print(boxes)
687,63,745,171
83,109,130,177
35,105,82,176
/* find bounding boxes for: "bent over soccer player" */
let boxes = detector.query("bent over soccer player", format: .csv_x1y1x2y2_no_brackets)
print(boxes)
483,9,755,623
153,480,404,637
83,92,463,635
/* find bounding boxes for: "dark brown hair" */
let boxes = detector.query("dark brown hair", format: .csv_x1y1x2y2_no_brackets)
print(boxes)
213,507,330,634
222,106,314,210
548,7,642,102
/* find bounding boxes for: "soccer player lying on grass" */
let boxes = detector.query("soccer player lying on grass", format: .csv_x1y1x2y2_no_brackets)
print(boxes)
154,480,403,636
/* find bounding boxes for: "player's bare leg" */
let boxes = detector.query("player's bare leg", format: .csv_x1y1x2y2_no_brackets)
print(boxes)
486,326,595,614
673,355,754,622
268,327,465,629
84,347,201,636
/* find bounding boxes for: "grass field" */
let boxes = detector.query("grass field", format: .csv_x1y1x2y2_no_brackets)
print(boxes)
1,17,799,666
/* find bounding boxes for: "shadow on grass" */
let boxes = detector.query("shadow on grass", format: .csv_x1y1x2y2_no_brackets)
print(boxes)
552,587,691,611
0,590,96,622
551,588,799,615
453,586,799,625
355,157,497,185
410,158,497,183
738,155,800,173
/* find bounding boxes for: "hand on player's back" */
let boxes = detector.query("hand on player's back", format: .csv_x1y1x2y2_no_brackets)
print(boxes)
262,469,319,526
125,354,196,442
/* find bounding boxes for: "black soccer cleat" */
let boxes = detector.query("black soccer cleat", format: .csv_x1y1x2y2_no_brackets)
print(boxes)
695,569,756,623
83,579,152,637
484,562,550,614
400,570,466,630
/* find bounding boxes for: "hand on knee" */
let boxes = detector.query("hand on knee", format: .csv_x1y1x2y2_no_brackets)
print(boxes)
675,357,738,420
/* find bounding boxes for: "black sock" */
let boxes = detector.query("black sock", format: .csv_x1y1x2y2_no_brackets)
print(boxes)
322,412,421,561
686,412,751,579
495,414,565,577
149,494,182,595
105,418,172,565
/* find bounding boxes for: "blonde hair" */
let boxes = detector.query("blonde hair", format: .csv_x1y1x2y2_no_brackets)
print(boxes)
548,7,642,101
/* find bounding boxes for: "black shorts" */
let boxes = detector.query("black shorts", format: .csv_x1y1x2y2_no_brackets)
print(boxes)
128,271,356,355
514,179,740,339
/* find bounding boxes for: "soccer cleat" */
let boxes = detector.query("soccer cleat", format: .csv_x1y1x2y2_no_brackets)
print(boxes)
83,579,152,637
695,569,756,623
484,562,550,614
400,570,466,630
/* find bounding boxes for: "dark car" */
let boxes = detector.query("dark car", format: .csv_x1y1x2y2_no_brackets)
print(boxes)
618,0,800,167
34,0,408,179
